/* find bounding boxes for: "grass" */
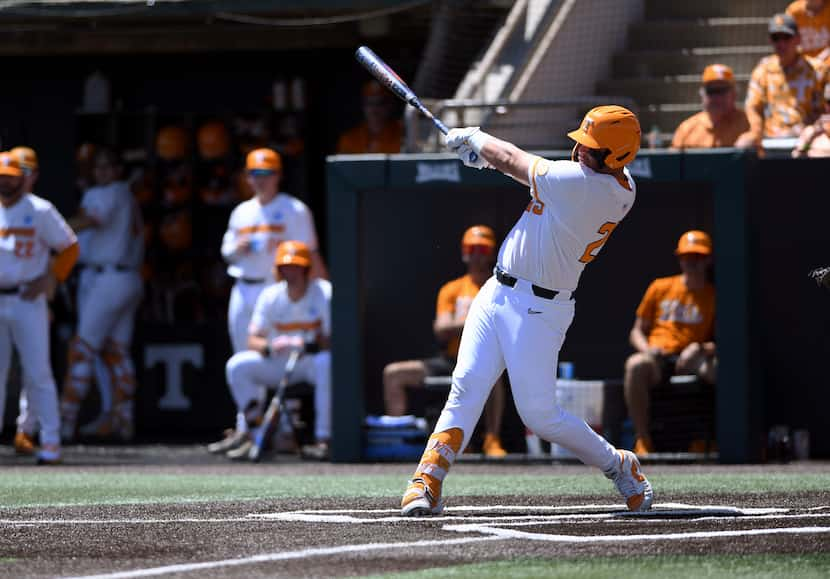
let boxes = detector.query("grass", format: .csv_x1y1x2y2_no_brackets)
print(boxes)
368,555,830,579
0,470,828,508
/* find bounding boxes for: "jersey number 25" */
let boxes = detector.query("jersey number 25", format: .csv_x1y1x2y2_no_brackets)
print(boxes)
579,221,617,264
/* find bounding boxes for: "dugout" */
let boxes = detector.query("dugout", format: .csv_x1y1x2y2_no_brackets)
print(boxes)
326,150,830,464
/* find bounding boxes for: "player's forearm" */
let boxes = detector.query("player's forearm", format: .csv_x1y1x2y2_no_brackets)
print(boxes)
52,242,79,282
68,212,98,232
479,137,533,186
433,320,464,342
247,334,268,355
629,327,651,353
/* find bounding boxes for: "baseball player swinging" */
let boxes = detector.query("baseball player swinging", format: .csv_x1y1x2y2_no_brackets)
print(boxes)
216,240,332,460
60,147,144,442
401,106,653,516
218,148,326,445
0,152,78,464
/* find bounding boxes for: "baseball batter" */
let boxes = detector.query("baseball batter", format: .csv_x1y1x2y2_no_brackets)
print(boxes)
0,152,78,464
215,241,332,460
60,147,144,442
401,106,653,516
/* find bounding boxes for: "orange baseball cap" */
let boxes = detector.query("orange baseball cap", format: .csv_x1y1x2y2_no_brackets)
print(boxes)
675,230,713,256
0,152,23,177
701,64,735,85
275,240,311,268
10,146,38,172
461,225,496,250
246,148,282,174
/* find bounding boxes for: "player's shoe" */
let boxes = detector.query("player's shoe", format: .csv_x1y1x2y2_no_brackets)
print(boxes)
207,429,249,454
79,413,134,443
36,444,62,466
604,449,653,512
401,476,444,516
482,433,507,458
301,441,330,461
226,436,254,460
14,431,37,455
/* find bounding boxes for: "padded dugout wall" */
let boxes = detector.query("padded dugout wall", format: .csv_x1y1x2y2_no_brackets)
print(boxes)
327,150,761,463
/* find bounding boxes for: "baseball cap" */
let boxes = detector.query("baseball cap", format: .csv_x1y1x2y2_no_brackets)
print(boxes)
274,240,311,268
701,64,735,86
246,148,282,174
9,146,38,173
769,13,798,36
675,230,712,256
462,225,496,250
0,152,23,177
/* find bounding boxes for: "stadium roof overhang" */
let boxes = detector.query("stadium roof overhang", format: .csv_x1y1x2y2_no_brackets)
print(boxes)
0,0,430,54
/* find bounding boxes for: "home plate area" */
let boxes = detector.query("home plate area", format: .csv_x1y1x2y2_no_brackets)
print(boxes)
253,503,830,544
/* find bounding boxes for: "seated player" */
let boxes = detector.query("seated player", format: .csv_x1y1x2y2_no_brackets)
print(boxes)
209,240,332,460
623,230,717,456
382,225,507,458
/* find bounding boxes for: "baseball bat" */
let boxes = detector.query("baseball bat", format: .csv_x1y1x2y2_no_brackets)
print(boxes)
248,348,302,462
355,46,450,135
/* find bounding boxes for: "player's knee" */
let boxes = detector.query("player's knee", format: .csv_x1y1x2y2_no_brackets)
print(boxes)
625,352,656,377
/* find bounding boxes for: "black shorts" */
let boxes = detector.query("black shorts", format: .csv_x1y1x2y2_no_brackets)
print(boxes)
655,354,680,383
423,355,455,377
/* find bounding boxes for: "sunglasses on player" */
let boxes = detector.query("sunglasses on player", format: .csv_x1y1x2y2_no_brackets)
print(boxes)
464,245,494,256
770,33,795,43
704,85,731,96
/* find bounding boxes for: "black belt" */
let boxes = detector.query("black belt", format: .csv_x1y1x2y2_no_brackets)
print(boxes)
238,277,266,284
495,267,564,300
82,264,133,273
0,286,19,295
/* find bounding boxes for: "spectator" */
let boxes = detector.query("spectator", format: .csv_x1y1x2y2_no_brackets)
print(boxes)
736,14,825,148
336,81,403,154
787,0,830,61
671,64,750,149
382,226,508,458
793,82,830,156
623,230,717,457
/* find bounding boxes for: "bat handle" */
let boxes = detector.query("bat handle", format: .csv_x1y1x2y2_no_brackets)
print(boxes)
432,118,450,135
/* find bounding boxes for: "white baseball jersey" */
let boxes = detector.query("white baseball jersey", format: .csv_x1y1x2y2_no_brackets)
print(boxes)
0,193,76,286
498,158,635,292
78,181,143,268
221,194,318,280
249,278,332,342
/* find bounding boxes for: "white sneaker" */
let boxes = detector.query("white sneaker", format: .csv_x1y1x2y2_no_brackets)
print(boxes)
400,477,444,516
207,429,248,454
605,449,653,512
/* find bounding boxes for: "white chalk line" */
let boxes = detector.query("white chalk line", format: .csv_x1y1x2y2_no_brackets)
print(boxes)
444,523,830,543
62,535,504,579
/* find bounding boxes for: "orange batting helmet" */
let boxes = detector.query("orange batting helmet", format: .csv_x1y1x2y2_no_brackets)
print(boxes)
0,152,23,177
461,225,496,252
567,105,641,169
275,240,311,268
10,146,37,173
675,230,712,256
156,126,189,161
246,148,282,174
197,121,230,160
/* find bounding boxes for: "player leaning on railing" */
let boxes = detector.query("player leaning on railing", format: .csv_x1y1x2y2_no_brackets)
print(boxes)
400,106,654,516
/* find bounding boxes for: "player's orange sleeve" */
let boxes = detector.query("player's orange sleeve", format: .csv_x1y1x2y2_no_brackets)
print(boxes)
52,242,79,282
435,279,459,318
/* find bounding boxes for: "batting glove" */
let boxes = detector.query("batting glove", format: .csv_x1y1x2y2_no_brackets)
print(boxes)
455,144,489,170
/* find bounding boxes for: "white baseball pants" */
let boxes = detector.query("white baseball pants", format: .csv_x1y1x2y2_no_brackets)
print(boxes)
227,281,267,354
435,276,617,471
77,269,143,350
0,294,61,446
225,350,331,441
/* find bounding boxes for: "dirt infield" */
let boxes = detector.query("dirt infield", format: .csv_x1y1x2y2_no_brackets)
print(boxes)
0,447,829,578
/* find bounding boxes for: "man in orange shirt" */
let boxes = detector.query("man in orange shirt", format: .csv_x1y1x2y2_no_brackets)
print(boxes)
787,0,830,61
671,64,750,149
382,225,507,458
793,82,830,156
736,13,825,147
336,81,403,154
623,230,717,456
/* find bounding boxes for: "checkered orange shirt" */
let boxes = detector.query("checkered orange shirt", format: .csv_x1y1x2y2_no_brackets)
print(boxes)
671,108,751,149
745,53,824,139
787,0,830,58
